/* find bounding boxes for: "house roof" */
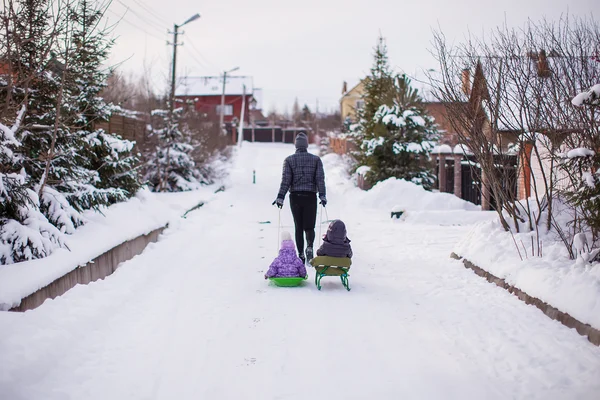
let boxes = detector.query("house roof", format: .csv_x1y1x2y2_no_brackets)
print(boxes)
341,80,365,100
176,76,254,97
424,102,459,134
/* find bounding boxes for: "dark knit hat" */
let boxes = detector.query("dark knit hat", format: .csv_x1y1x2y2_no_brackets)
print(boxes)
295,132,308,149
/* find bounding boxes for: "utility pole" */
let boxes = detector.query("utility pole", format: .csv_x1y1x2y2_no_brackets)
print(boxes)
219,66,239,135
168,24,179,118
219,70,227,132
162,13,200,192
238,84,246,147
168,13,200,117
315,98,320,138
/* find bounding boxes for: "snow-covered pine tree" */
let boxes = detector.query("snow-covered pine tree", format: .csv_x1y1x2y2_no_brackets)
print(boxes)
0,0,67,263
145,107,201,192
366,74,438,189
349,37,396,163
13,1,86,232
66,0,141,210
350,37,437,188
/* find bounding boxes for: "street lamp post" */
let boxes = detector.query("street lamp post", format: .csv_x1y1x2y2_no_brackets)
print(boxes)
219,66,239,134
169,13,201,116
162,13,200,192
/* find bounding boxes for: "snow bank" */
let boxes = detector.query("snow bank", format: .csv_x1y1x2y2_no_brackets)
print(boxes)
401,210,496,226
454,219,600,330
321,152,481,224
357,178,480,212
0,187,217,310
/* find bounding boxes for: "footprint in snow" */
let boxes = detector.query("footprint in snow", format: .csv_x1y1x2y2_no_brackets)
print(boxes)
243,357,257,366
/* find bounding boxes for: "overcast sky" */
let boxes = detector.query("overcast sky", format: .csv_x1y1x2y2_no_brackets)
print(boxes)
105,0,598,113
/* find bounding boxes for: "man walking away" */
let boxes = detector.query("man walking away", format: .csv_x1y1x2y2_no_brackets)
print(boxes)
273,132,327,263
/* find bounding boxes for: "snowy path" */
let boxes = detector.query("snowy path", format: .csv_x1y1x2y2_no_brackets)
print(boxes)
1,143,600,400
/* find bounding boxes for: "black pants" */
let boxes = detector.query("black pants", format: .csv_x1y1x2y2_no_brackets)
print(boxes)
289,191,317,255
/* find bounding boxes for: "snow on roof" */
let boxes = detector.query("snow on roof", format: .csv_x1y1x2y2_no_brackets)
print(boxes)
434,144,453,154
453,144,473,155
176,76,254,97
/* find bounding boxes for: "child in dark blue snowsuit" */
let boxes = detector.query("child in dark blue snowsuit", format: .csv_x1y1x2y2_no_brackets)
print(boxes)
316,219,352,258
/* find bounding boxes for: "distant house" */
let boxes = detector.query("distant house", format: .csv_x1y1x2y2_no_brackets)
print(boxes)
175,76,255,124
461,55,595,206
340,80,365,122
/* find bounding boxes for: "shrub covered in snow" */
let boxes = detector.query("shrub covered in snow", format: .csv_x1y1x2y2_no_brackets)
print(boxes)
572,84,600,107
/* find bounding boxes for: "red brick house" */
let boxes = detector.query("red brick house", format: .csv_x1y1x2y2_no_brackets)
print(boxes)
175,76,255,124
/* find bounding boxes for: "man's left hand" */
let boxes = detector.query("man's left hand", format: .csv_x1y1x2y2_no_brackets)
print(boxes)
272,198,284,209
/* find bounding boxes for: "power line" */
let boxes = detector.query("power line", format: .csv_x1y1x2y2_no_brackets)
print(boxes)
130,0,169,27
114,0,165,33
184,37,221,72
107,8,164,41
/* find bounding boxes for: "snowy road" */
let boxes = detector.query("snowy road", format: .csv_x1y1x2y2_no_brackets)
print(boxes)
1,143,599,400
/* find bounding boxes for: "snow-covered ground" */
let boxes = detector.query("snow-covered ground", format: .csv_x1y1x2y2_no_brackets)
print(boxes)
454,218,600,331
0,186,218,310
1,142,599,400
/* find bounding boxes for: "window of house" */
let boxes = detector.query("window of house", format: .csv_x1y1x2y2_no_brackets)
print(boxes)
215,105,233,115
356,100,365,110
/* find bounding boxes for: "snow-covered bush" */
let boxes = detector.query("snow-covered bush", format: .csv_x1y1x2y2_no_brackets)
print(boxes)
572,84,600,107
145,108,203,192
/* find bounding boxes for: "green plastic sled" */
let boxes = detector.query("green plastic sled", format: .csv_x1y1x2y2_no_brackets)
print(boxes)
310,256,352,291
269,275,308,287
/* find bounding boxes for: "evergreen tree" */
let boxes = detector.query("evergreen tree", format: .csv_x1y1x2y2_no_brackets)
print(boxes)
0,0,67,262
145,107,202,192
350,37,438,188
363,75,438,188
349,36,396,160
66,0,141,210
0,0,141,264
301,104,312,123
292,98,301,125
12,0,86,231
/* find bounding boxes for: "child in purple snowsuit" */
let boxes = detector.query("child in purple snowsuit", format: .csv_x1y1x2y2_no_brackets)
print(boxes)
265,232,307,279
316,219,353,258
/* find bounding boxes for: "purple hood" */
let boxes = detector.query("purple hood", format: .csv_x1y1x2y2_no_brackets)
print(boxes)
265,240,307,278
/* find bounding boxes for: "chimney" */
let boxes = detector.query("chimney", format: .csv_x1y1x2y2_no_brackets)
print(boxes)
537,49,551,78
342,81,348,95
461,68,471,96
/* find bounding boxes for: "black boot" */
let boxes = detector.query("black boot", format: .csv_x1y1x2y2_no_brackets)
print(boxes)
298,250,306,264
305,246,313,262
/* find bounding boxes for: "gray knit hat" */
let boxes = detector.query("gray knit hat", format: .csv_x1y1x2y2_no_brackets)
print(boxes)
295,132,308,149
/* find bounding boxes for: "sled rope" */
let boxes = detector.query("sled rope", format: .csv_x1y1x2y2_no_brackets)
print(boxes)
277,208,281,251
319,204,323,247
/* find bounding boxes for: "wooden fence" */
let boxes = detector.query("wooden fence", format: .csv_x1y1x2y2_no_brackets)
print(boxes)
95,114,147,143
329,137,355,155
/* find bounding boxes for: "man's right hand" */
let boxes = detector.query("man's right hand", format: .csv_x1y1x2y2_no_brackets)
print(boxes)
272,198,284,209
319,197,327,207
